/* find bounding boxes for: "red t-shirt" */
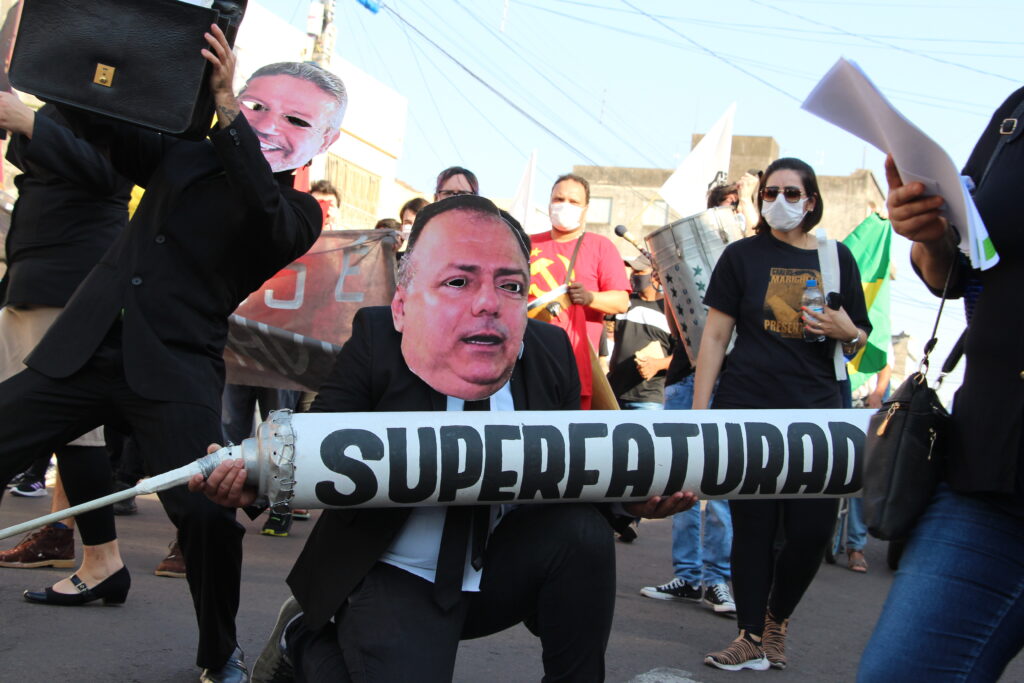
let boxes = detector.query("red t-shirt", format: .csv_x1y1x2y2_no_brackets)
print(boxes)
529,231,630,408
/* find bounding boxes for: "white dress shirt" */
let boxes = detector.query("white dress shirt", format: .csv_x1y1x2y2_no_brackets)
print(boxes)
378,381,513,591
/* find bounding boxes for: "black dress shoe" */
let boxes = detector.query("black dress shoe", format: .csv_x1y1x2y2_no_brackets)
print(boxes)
23,565,130,606
200,646,249,683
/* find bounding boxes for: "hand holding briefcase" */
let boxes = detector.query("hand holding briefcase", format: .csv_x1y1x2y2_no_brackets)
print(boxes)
9,0,247,139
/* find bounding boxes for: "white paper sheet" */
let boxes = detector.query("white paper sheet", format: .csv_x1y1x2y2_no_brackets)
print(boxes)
802,58,998,270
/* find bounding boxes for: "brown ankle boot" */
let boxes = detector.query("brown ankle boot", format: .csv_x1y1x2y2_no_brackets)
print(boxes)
153,539,186,578
763,612,789,670
0,525,75,568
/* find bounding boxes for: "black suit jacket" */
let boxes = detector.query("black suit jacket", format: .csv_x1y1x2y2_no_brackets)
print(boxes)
288,305,582,630
24,112,321,412
1,106,131,308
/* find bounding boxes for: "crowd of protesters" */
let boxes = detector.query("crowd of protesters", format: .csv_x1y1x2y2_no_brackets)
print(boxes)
0,21,1020,683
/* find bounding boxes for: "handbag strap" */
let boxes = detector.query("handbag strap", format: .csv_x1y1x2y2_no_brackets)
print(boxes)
925,98,1024,380
919,256,957,376
939,329,966,375
976,96,1024,191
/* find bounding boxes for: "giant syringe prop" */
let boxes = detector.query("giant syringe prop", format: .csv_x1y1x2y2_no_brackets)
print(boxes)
1,407,873,541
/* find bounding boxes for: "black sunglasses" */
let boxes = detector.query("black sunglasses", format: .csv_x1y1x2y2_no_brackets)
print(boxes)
761,186,807,203
436,189,476,199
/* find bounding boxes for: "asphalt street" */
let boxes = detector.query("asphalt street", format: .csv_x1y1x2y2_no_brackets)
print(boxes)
1,492,1021,682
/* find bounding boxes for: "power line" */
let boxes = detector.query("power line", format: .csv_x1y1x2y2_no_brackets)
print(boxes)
450,0,665,167
519,0,992,117
391,15,466,161
341,3,452,172
424,0,629,168
748,0,1017,83
621,0,801,103
381,4,603,166
381,3,669,208
401,23,542,172
548,0,1020,47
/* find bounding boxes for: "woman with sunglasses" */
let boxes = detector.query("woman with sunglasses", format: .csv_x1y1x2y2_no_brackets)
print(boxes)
695,157,870,672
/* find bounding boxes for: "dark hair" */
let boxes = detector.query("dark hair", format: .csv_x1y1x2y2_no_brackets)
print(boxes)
707,183,739,209
399,197,429,219
551,173,590,205
399,195,531,286
434,166,480,196
309,179,340,205
243,62,347,128
374,218,401,231
754,157,823,235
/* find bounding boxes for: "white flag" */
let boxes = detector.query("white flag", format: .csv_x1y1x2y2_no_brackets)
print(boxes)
659,103,736,217
509,150,536,224
509,150,549,234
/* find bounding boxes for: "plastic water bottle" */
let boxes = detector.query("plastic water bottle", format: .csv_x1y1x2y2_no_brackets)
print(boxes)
801,279,825,343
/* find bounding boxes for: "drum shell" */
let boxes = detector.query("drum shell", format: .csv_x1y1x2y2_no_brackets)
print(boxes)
645,207,743,363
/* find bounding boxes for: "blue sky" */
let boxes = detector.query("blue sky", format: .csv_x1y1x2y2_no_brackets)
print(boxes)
259,0,1019,396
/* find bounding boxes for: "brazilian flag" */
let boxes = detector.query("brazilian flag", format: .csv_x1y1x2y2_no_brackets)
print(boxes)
843,213,892,391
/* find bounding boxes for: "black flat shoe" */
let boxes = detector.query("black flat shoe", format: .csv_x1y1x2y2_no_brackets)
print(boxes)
200,647,248,683
23,565,130,606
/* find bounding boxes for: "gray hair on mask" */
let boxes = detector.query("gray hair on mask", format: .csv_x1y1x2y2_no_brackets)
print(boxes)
242,62,348,129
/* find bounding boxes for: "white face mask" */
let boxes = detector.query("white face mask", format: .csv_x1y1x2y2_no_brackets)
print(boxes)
762,197,807,232
549,201,584,232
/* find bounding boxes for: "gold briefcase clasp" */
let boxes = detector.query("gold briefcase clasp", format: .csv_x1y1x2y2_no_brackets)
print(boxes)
93,64,115,87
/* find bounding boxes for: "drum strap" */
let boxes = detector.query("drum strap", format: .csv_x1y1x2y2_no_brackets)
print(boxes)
564,232,586,286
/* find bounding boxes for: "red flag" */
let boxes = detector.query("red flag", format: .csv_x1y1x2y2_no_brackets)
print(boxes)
225,230,398,390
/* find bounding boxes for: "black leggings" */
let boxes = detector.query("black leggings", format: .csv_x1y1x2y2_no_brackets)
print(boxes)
729,498,839,637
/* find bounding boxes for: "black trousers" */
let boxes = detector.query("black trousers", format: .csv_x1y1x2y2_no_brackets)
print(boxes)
729,498,839,637
221,383,300,444
288,504,617,682
0,337,243,670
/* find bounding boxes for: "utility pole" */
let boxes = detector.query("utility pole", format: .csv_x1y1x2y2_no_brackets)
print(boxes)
304,0,336,68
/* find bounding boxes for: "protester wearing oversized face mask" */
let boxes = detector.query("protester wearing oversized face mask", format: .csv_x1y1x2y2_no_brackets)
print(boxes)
527,174,630,409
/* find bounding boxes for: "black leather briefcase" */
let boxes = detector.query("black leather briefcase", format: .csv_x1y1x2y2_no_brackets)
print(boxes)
9,0,247,140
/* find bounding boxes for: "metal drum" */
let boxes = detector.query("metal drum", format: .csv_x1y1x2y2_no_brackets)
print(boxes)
645,207,745,363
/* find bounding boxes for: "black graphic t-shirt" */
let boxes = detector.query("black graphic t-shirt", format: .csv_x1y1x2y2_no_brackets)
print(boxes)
703,232,870,410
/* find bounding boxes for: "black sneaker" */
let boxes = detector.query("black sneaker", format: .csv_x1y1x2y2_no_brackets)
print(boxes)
6,471,33,488
252,596,301,683
10,479,47,497
261,511,293,537
703,583,737,616
640,578,702,601
113,496,138,515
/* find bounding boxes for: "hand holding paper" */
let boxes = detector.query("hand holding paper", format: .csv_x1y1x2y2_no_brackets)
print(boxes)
802,58,998,270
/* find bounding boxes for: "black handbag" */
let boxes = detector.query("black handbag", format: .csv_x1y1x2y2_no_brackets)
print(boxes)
8,0,247,140
862,342,960,541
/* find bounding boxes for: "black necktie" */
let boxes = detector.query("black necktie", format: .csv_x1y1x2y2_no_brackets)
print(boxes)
434,398,492,610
